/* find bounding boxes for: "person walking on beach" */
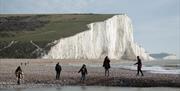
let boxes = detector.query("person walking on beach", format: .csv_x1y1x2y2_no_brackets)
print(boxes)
103,56,111,76
15,66,24,85
55,62,62,80
134,56,144,76
78,64,88,81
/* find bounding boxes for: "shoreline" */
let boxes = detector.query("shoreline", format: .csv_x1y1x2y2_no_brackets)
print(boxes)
0,59,180,88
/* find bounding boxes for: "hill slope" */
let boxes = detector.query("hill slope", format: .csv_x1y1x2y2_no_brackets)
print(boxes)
0,14,114,58
0,14,114,41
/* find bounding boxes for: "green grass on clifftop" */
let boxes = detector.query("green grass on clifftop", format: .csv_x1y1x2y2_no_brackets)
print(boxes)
0,14,115,41
0,14,115,58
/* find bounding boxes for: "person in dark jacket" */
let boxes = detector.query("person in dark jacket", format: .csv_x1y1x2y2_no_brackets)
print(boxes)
55,62,62,80
103,56,111,76
15,66,24,85
78,64,88,81
134,56,144,76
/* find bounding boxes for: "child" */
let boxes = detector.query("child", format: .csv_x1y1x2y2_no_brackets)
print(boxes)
78,64,88,81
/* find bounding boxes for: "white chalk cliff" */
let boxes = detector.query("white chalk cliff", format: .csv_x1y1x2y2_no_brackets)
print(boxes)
43,14,153,60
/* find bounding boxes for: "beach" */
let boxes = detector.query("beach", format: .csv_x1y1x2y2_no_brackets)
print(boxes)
0,59,180,88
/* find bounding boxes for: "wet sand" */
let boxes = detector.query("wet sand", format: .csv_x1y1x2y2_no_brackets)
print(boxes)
0,59,180,88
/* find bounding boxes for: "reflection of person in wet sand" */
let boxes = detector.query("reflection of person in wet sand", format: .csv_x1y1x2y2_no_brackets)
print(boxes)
134,56,144,76
78,64,88,81
15,66,24,85
103,56,111,76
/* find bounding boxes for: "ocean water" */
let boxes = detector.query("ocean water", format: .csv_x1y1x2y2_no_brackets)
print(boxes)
40,59,180,74
0,86,180,91
115,60,180,74
115,65,180,74
71,60,180,74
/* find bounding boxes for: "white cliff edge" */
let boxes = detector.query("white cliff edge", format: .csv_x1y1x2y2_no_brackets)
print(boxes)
43,14,153,60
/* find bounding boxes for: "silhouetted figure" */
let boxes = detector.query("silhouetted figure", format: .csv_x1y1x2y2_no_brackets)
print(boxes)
15,66,24,85
134,56,144,76
78,64,88,81
55,62,62,80
103,56,111,76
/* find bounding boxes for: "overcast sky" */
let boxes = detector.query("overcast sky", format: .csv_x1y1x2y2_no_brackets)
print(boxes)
0,0,180,58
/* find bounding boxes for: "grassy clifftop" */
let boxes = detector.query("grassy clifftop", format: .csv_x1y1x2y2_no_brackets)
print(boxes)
0,14,114,41
0,14,115,58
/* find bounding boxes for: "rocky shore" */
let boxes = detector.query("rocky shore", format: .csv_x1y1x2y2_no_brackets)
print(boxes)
0,59,180,88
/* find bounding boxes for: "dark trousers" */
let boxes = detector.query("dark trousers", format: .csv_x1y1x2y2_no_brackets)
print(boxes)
17,78,20,85
105,69,109,76
81,74,86,81
17,74,21,85
56,72,60,79
137,67,143,76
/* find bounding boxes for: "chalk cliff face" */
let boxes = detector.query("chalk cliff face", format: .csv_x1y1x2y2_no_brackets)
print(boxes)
43,14,152,60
